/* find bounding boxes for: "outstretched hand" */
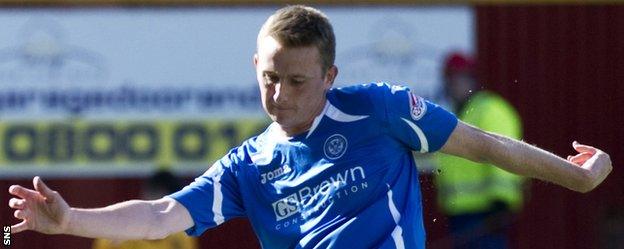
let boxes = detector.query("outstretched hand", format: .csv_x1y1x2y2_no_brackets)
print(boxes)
8,176,71,234
567,141,612,191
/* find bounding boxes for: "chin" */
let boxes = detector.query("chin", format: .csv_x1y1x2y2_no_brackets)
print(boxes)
275,116,301,129
273,116,292,126
268,112,286,123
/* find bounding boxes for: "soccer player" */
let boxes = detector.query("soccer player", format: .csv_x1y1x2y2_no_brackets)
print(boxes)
7,5,612,249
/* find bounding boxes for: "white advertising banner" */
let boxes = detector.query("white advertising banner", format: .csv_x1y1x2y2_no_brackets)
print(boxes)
0,7,473,177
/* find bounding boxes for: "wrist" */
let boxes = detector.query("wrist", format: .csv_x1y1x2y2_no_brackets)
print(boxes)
60,207,78,235
568,162,594,193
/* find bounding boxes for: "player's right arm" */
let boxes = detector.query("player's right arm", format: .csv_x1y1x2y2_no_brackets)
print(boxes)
8,176,194,241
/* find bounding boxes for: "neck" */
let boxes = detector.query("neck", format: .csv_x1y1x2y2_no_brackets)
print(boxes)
278,98,327,137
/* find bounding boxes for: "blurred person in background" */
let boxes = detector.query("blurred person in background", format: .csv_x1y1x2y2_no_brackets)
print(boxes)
435,52,525,249
6,5,612,249
91,170,198,249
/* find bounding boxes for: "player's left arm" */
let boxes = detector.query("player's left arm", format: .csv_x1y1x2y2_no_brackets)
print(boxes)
440,121,612,193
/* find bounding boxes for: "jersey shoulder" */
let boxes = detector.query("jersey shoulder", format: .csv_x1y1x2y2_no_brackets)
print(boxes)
328,82,419,122
327,82,402,117
218,125,273,170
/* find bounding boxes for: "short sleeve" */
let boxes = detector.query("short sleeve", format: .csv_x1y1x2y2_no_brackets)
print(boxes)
372,83,458,153
168,150,246,236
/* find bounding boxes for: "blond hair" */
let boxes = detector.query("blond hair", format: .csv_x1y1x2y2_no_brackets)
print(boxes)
258,5,336,72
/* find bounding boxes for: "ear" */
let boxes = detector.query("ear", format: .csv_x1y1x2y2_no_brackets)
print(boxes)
325,65,338,88
253,53,259,68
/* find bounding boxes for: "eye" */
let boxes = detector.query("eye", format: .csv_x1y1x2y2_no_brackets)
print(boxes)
291,78,306,85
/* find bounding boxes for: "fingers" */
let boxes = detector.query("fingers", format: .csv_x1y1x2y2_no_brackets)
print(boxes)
8,185,39,199
14,209,29,220
11,221,28,234
573,141,597,154
8,198,26,210
33,176,56,201
568,153,593,166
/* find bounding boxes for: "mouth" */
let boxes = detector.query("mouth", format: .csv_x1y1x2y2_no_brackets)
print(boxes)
271,104,292,111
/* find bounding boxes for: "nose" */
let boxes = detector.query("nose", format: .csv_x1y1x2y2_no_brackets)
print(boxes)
273,83,289,104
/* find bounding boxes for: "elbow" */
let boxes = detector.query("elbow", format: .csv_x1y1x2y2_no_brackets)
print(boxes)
144,216,174,240
144,200,175,240
473,133,504,165
143,214,170,240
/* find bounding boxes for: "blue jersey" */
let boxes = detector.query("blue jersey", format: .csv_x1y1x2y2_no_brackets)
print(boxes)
169,83,458,249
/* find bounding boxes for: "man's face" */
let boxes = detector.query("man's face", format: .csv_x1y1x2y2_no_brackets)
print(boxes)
254,36,336,134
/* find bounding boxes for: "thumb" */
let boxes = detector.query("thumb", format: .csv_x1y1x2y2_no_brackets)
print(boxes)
33,176,55,201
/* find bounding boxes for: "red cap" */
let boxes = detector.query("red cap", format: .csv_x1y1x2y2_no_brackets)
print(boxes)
444,52,475,77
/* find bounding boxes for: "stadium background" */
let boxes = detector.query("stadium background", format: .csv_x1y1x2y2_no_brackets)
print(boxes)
0,1,622,249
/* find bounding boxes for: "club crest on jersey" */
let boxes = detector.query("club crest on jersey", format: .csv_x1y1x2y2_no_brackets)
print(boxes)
324,134,348,160
409,92,427,120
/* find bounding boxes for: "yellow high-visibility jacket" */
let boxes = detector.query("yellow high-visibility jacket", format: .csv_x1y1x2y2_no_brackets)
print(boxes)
436,91,525,215
92,232,198,249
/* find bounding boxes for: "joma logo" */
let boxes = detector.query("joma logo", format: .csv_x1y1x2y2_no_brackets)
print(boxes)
260,164,291,184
